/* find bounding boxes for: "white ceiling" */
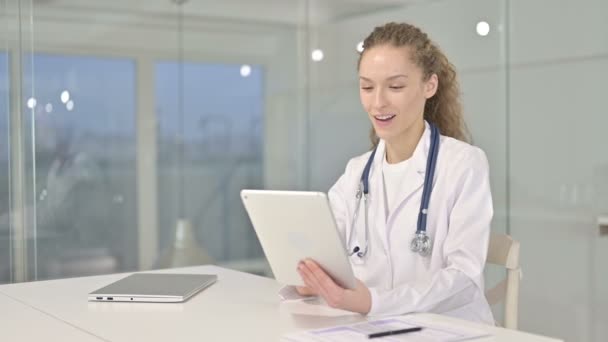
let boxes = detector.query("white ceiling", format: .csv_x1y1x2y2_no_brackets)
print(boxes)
0,0,441,59
29,0,426,26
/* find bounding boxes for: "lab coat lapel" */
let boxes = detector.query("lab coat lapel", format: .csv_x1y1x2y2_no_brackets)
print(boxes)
368,140,391,255
386,123,430,225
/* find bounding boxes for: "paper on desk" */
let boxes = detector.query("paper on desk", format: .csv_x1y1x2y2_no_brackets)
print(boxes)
277,285,359,317
281,315,490,341
278,285,318,301
280,297,360,317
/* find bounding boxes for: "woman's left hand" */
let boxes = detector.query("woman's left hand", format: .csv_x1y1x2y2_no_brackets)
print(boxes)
297,258,371,314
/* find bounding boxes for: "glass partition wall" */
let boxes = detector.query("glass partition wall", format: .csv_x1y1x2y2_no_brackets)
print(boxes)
1,1,606,341
0,1,10,284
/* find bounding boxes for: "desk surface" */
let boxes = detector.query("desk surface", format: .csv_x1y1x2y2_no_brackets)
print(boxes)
0,265,562,341
0,292,101,341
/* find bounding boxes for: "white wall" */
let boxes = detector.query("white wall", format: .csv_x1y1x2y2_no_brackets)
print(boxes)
508,1,608,340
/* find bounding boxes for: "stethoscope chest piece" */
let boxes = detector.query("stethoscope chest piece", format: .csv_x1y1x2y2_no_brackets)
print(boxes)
410,231,432,257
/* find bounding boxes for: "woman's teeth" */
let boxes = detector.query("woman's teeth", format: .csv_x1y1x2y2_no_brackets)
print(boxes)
375,114,396,121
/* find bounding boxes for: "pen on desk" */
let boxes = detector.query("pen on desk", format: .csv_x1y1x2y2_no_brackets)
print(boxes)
368,326,423,339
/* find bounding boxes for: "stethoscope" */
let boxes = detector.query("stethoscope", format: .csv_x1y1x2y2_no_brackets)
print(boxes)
347,123,440,259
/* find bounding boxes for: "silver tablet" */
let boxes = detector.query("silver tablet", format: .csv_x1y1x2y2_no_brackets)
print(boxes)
241,189,356,289
88,273,217,303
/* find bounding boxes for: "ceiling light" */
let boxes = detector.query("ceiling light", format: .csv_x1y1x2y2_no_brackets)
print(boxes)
240,65,251,77
311,49,324,62
476,21,490,36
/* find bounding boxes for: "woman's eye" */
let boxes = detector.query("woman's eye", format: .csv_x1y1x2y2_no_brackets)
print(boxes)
361,86,373,91
389,85,405,89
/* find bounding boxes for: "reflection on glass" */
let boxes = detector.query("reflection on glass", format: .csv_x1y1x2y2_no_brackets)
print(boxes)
155,62,264,269
0,52,9,283
17,54,137,280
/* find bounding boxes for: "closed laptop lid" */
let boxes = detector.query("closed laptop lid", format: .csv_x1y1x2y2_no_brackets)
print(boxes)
88,273,217,302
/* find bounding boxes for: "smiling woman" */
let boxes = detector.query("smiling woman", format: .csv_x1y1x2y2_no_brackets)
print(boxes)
296,22,495,325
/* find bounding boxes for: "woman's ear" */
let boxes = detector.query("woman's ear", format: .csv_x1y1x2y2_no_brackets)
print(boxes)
424,74,438,99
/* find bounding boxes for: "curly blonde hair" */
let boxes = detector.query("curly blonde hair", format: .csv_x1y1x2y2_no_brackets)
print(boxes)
358,22,470,146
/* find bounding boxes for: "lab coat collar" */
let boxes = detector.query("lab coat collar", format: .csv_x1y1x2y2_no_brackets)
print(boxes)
372,121,431,178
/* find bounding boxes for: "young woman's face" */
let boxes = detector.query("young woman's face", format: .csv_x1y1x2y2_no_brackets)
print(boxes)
358,45,437,144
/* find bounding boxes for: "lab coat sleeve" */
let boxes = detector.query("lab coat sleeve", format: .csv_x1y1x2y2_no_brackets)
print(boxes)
368,148,493,316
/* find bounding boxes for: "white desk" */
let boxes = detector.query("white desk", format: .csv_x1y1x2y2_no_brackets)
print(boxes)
0,292,101,341
0,265,562,341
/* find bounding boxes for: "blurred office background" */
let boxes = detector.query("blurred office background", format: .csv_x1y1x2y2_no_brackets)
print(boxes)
0,0,606,341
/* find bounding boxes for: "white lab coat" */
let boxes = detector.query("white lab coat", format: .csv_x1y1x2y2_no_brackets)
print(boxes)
328,121,495,325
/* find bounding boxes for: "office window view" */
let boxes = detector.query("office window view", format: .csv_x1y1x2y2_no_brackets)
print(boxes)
0,56,266,282
155,62,264,268
2,54,137,282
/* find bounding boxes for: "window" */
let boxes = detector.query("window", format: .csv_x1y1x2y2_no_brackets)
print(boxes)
24,54,137,279
155,62,264,265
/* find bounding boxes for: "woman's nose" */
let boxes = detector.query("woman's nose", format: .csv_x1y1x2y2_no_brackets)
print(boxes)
373,89,388,108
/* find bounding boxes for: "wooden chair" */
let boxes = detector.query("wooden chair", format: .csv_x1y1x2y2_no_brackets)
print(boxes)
485,232,521,329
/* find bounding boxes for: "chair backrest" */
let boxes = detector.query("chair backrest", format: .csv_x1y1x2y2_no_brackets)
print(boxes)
485,232,520,330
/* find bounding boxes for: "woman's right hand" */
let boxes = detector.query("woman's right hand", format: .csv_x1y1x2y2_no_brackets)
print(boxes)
295,285,318,296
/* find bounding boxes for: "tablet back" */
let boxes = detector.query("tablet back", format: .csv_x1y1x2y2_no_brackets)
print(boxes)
241,190,355,289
